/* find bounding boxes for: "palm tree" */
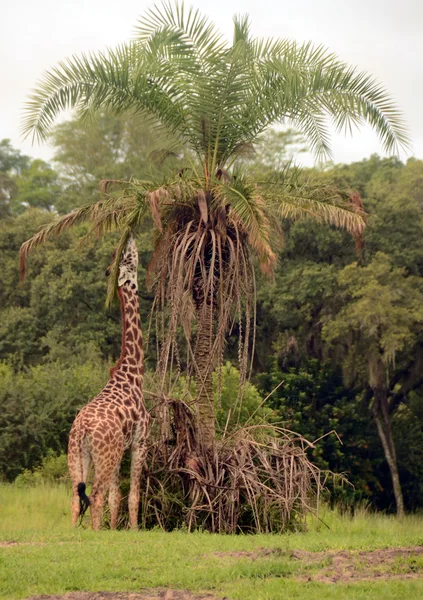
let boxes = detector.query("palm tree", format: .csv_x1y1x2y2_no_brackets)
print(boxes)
20,1,408,446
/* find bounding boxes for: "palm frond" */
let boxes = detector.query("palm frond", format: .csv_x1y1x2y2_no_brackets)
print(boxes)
135,1,227,60
19,181,151,280
232,14,251,46
214,177,277,274
19,200,107,281
22,41,189,145
266,181,367,235
253,49,409,157
22,1,408,166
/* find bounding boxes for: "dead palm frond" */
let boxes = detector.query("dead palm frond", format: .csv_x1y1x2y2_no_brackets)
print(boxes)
137,396,335,533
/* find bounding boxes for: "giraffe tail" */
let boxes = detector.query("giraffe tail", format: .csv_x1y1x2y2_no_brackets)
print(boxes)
77,482,90,517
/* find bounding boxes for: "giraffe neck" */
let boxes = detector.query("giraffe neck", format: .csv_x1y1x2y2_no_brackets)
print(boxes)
111,283,144,380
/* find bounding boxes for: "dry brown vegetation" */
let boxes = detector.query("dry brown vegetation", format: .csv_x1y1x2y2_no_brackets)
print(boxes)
137,397,326,533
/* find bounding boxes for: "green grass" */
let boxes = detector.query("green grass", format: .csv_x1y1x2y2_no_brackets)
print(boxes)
1,484,423,599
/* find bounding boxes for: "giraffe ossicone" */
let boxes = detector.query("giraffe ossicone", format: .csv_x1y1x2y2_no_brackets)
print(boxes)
68,234,149,530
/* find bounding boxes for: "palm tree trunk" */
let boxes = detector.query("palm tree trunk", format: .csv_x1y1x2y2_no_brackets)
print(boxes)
372,387,405,518
194,300,215,447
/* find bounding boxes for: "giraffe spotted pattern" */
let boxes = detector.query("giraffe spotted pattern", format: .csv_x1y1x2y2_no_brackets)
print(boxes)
68,235,149,530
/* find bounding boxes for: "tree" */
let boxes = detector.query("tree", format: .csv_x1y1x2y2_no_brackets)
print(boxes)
0,140,30,218
50,113,182,213
322,253,423,516
0,140,62,217
20,1,407,445
257,359,385,507
11,160,61,213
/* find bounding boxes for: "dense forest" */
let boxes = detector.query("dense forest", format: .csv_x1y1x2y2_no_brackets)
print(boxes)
2,114,423,513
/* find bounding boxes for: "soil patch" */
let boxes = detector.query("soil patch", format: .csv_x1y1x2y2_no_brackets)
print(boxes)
26,591,223,600
0,541,45,548
0,541,20,547
293,545,423,583
211,547,284,560
212,545,423,583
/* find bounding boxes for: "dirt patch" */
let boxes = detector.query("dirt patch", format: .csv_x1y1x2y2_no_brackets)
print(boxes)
211,545,423,583
292,545,423,583
26,591,223,600
0,541,19,547
211,547,284,560
0,541,45,548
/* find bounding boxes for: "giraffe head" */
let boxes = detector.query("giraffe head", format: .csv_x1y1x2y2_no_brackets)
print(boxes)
118,234,138,288
106,234,138,288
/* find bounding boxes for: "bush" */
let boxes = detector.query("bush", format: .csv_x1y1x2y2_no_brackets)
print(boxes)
169,362,276,433
14,453,69,487
0,346,108,481
257,359,385,507
214,362,275,430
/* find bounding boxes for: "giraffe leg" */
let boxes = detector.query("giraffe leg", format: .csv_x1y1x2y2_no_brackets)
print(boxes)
89,483,107,531
90,450,122,531
108,463,122,530
128,440,148,530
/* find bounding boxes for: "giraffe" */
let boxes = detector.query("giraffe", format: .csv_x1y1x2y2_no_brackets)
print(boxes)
68,234,149,530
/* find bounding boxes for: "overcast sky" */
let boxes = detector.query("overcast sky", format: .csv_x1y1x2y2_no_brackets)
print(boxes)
1,0,422,166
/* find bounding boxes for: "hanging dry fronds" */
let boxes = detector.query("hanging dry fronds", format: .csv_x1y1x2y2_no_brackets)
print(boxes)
197,190,208,224
147,190,163,232
148,194,257,412
99,179,128,194
134,396,334,533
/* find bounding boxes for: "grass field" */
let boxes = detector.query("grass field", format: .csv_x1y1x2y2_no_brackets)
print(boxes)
1,484,423,600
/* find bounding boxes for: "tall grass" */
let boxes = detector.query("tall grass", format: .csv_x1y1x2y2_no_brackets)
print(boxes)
0,483,70,538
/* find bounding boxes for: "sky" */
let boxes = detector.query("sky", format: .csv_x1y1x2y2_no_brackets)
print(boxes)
1,0,422,167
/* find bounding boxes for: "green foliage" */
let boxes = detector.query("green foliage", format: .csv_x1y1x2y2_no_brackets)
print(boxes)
0,349,108,481
23,3,408,162
11,160,61,213
14,453,68,487
0,207,156,368
257,360,383,505
50,113,182,213
0,139,24,218
214,362,274,430
0,139,61,217
0,139,30,174
322,253,423,383
252,154,423,511
170,362,274,431
256,261,338,368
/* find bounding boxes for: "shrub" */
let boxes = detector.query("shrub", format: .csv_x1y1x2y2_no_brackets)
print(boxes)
0,347,108,480
14,453,69,487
